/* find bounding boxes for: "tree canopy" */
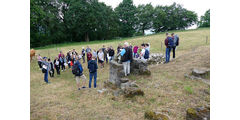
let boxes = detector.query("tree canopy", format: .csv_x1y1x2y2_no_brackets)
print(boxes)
30,0,201,48
198,9,210,27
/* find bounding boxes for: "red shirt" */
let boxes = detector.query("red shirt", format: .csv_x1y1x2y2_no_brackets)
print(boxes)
87,52,92,61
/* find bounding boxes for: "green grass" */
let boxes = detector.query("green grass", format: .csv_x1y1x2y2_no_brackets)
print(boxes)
33,28,209,50
184,86,193,94
31,28,210,120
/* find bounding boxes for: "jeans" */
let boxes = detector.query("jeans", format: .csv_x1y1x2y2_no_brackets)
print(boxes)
172,46,176,58
61,62,65,70
89,72,97,88
109,56,114,61
165,47,171,63
133,53,137,58
44,71,48,83
123,61,130,76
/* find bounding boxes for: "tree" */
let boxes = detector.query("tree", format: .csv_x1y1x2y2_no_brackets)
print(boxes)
115,0,137,37
198,9,210,27
136,3,154,35
152,3,198,32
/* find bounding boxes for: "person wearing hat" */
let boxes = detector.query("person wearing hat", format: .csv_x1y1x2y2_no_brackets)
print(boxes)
42,57,50,83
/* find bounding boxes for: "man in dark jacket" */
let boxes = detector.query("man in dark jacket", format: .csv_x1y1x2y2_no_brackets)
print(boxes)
108,46,115,61
165,33,173,63
121,42,133,76
88,56,98,88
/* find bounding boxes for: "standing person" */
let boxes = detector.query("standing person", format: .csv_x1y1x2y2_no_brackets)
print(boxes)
145,43,150,52
82,47,86,63
72,58,87,90
42,57,50,83
48,58,54,77
92,49,98,62
66,51,72,69
165,33,174,63
72,49,78,56
87,51,92,62
121,42,133,76
102,45,108,63
108,46,115,61
133,45,138,58
88,56,98,88
140,44,146,60
54,57,60,75
98,49,104,68
86,46,91,53
171,33,179,59
59,55,65,71
37,54,43,70
58,51,64,59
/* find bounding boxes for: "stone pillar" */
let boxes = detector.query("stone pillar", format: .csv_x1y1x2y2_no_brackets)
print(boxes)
109,60,124,87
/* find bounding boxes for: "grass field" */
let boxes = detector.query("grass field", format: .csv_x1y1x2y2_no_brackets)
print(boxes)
30,28,210,120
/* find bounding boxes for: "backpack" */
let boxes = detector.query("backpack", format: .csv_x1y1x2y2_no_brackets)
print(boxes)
174,35,179,46
72,63,83,76
167,37,174,47
144,49,150,59
88,61,97,73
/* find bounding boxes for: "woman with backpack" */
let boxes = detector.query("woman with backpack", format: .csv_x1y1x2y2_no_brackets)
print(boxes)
72,58,87,90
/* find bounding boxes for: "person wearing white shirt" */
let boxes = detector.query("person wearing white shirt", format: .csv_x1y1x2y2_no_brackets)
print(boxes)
98,49,104,68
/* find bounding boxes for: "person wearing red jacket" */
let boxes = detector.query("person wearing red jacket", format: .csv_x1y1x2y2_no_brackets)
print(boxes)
87,52,92,62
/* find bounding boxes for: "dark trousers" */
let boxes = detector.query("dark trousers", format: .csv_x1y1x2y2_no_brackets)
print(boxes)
172,46,176,58
68,63,71,69
38,61,42,69
49,69,54,77
82,55,85,63
89,72,97,88
56,67,60,75
61,62,65,70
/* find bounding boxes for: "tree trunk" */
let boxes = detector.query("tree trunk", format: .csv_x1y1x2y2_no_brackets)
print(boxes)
85,32,89,42
142,29,145,36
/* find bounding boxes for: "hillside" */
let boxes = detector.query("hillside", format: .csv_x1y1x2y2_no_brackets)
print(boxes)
30,28,210,120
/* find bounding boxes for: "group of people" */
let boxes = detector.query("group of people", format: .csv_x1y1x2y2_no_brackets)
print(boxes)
164,33,180,63
36,33,179,90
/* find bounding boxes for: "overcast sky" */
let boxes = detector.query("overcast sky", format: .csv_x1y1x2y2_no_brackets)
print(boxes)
99,0,210,18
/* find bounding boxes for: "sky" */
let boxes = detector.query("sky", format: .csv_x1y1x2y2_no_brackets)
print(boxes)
99,0,210,31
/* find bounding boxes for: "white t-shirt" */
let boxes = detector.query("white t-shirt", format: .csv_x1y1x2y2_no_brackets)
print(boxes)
98,52,104,61
79,55,82,59
140,49,145,59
